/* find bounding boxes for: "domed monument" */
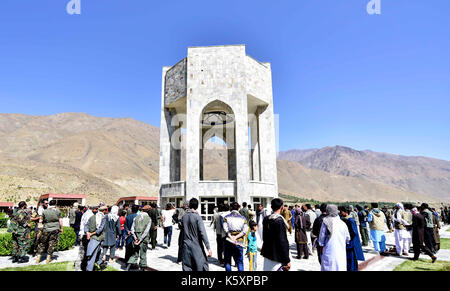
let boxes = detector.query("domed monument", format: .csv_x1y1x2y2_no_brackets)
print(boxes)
159,45,278,221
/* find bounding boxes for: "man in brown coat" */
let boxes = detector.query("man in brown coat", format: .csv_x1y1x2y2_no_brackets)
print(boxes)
281,205,293,235
411,207,436,262
294,207,308,259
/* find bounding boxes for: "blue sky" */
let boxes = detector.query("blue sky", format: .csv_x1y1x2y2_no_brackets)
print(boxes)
0,0,449,160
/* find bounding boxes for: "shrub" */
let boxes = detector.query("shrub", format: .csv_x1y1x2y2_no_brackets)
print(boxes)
0,226,76,256
54,227,77,252
0,218,7,228
0,232,13,256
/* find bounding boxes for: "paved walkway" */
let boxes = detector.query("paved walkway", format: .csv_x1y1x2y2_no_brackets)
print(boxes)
440,226,450,239
111,225,379,271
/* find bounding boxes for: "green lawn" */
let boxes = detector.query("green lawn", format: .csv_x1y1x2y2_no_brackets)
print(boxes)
0,261,118,271
441,238,450,250
0,228,7,234
394,258,450,271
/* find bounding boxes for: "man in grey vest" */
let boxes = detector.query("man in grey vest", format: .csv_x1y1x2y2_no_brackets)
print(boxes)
86,205,108,271
303,204,317,255
420,203,436,253
36,199,63,264
127,205,152,270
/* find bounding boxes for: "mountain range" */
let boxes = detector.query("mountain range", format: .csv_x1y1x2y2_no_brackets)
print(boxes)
0,113,448,204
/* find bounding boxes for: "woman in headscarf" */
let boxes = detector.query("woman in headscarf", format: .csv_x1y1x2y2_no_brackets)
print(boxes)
102,205,121,263
339,206,365,271
294,207,308,259
318,204,350,271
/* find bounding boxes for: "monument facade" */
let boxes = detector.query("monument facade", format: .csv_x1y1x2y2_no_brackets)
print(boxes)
159,45,278,221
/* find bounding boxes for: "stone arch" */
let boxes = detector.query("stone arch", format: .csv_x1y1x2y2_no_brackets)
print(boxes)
199,100,236,181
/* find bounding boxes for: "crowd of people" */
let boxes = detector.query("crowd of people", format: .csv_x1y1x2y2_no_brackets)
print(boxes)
4,198,449,271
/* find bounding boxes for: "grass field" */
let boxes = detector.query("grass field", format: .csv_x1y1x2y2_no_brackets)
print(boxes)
440,238,450,250
0,261,118,271
394,258,450,271
0,228,7,234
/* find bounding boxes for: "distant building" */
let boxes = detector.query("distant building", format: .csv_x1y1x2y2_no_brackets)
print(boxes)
37,194,86,207
116,196,158,207
0,202,14,213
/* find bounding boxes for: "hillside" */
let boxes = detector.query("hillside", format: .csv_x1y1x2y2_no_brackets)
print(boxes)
278,146,450,202
0,113,447,204
0,113,160,204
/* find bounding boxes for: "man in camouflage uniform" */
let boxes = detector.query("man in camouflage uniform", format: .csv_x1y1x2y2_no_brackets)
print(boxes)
9,201,31,263
36,199,63,264
31,200,47,254
127,205,152,271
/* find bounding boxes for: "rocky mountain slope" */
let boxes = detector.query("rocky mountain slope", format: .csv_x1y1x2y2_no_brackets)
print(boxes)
278,146,450,202
0,113,447,204
0,113,160,204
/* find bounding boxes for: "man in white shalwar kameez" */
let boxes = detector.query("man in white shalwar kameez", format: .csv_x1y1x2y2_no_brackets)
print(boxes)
256,204,270,249
393,203,411,256
318,204,350,271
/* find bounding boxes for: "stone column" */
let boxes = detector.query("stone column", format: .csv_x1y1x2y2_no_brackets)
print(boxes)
159,67,172,187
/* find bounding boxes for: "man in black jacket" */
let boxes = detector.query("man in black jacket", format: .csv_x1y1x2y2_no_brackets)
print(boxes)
312,203,327,263
148,203,159,250
412,207,436,262
261,198,291,271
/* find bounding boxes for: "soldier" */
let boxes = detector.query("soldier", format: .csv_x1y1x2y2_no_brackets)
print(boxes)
69,202,78,229
9,201,31,263
127,205,152,271
31,200,47,254
36,199,63,264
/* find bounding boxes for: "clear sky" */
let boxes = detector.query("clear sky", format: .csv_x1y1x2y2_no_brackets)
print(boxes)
0,0,449,160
